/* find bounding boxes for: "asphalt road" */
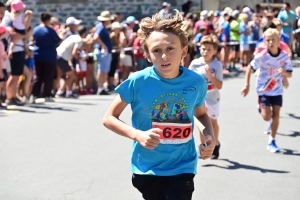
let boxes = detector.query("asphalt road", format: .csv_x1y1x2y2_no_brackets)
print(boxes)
1,66,300,200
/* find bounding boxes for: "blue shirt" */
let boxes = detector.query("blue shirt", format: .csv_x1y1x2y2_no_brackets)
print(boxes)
277,10,296,33
33,26,61,62
193,33,203,54
25,57,34,68
116,66,207,176
94,23,113,52
239,22,248,44
221,21,230,42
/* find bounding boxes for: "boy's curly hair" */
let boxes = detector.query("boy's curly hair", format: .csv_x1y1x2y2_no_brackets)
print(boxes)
138,9,188,54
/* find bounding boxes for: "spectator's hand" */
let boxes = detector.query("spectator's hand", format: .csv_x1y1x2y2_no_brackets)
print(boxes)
241,86,250,97
199,135,215,160
103,45,108,52
135,128,161,150
25,10,33,16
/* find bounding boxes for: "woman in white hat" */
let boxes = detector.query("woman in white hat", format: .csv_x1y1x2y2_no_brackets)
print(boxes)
93,11,113,95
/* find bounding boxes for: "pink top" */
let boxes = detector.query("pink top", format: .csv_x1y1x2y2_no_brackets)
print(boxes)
254,41,291,57
0,41,6,69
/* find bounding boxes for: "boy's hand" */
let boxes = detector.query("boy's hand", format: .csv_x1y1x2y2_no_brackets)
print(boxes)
277,67,286,75
241,86,250,97
199,135,215,160
135,128,161,150
204,65,211,74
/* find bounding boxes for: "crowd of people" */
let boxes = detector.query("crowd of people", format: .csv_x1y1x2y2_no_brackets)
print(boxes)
0,0,299,107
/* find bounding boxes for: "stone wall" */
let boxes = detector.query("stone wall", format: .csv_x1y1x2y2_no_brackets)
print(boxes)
22,0,194,29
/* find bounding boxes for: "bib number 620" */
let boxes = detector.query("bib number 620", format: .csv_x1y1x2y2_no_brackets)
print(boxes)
162,127,191,139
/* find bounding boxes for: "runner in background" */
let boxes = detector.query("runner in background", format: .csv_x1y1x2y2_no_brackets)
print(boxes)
242,28,293,153
189,35,223,159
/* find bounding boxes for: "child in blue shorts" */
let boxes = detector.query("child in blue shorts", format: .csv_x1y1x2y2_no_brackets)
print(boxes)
103,10,215,200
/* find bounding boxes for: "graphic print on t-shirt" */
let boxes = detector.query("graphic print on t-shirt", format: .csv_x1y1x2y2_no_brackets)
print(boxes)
148,92,192,144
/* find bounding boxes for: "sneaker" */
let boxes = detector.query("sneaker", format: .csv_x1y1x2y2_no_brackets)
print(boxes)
98,90,110,95
28,96,36,104
222,69,229,74
232,66,242,72
0,103,6,109
45,97,55,102
88,88,96,94
66,93,79,98
79,90,88,95
5,98,25,106
267,140,280,153
211,142,220,159
55,93,65,98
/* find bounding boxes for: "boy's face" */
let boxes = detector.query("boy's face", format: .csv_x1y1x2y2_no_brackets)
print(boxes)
145,31,188,79
200,43,217,60
264,33,280,51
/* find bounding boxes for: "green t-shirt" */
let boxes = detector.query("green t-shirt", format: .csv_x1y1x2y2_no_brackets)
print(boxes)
230,20,240,41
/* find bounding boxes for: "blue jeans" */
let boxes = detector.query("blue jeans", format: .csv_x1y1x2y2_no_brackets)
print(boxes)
95,48,112,73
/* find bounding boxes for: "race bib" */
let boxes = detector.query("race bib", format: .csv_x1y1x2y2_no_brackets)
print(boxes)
152,121,193,144
261,78,277,91
207,83,215,92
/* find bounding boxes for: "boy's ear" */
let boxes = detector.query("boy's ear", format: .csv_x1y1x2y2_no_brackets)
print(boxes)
145,53,152,63
182,46,188,58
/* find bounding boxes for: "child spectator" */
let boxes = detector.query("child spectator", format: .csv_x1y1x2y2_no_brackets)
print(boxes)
239,13,251,70
75,49,88,95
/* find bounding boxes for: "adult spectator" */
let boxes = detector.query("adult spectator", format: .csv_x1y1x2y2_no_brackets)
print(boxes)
277,2,296,50
93,11,113,95
3,0,32,106
159,2,171,19
55,26,87,98
193,10,211,35
32,12,61,101
182,1,193,16
64,16,81,39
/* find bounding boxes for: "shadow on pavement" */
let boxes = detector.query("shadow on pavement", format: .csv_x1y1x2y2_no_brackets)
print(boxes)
280,149,300,156
287,113,300,120
53,101,97,106
277,131,300,138
28,105,76,112
202,159,289,174
223,71,245,79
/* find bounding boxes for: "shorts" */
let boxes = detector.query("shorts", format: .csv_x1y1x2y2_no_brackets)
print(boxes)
240,44,249,51
206,102,220,119
57,57,72,73
86,56,94,64
14,27,26,35
0,69,7,82
258,95,282,108
132,173,195,200
120,53,133,67
230,41,240,51
95,48,112,73
10,51,25,76
76,71,87,78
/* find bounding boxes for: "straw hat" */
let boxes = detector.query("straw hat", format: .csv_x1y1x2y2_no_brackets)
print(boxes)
97,11,114,21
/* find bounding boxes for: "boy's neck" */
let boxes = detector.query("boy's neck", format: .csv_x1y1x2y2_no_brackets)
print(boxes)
203,56,214,63
268,48,280,57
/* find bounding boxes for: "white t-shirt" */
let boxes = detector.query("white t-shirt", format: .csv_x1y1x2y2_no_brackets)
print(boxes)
189,57,223,105
56,34,83,61
250,49,293,96
76,50,87,72
12,13,25,30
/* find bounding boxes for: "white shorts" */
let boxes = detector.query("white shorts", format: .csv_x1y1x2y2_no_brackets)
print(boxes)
120,53,133,67
240,44,249,51
6,57,11,73
206,102,220,119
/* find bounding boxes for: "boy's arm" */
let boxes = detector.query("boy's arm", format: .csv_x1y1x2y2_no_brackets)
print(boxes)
205,65,223,89
194,104,215,160
103,95,162,150
241,65,252,97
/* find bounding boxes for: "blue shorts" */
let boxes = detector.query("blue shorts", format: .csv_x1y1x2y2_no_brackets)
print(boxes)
258,95,282,108
95,48,112,73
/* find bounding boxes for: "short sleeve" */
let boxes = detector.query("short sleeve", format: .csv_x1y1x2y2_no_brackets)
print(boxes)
195,75,207,107
193,34,200,42
250,56,261,70
115,77,135,104
284,55,293,72
239,24,245,33
215,62,223,82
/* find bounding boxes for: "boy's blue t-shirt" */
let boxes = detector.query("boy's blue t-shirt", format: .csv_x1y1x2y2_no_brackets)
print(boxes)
116,66,207,176
239,22,248,44
193,33,203,54
94,23,113,52
33,26,61,62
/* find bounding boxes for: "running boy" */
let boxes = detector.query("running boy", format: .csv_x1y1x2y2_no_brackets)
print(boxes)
103,10,215,200
241,28,292,153
189,35,223,159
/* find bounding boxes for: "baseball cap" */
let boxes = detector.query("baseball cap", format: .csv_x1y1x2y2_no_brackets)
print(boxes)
66,17,81,25
242,7,252,15
232,10,240,17
0,25,7,34
126,16,138,24
162,2,171,7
